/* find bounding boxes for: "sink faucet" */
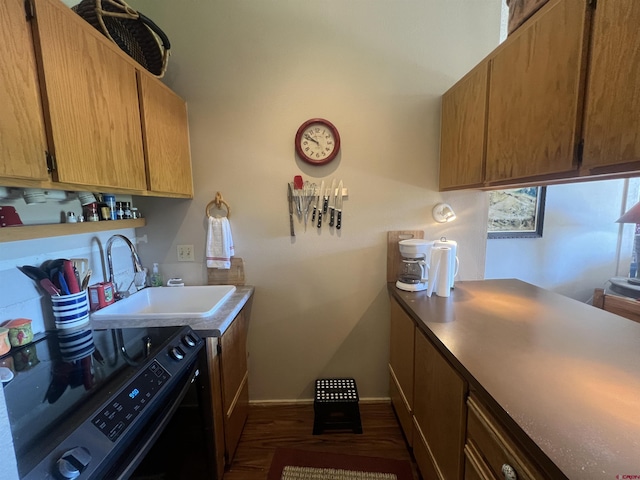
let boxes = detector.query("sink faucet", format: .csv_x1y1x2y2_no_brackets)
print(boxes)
106,234,145,298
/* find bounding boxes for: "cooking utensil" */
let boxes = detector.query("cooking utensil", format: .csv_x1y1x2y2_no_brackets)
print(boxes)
287,183,295,237
81,269,92,291
58,271,71,295
302,181,315,229
17,266,61,296
311,183,321,223
336,179,344,230
316,180,325,228
63,260,81,294
322,180,330,214
328,178,337,227
294,175,303,219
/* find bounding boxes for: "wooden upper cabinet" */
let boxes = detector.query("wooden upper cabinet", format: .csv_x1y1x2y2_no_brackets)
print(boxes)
440,62,489,190
138,73,194,196
0,0,49,181
582,0,640,171
31,0,147,191
485,0,589,183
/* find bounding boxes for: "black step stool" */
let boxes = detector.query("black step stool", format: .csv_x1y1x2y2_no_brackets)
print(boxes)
313,378,362,434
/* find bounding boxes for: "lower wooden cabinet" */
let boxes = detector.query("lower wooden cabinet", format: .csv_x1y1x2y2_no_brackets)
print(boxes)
389,294,551,480
205,306,251,479
413,326,467,480
389,298,416,445
465,395,545,480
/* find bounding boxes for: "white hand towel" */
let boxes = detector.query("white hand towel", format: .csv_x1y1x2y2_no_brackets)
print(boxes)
206,217,235,269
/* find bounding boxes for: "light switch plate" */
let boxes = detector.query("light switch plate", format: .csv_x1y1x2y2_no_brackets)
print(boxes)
177,244,194,262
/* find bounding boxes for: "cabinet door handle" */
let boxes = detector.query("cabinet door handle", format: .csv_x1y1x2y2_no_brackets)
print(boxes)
502,464,517,480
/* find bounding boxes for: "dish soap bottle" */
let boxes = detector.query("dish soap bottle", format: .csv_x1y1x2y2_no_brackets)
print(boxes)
150,263,163,287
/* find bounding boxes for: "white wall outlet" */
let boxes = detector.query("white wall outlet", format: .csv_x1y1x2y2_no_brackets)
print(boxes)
177,244,195,262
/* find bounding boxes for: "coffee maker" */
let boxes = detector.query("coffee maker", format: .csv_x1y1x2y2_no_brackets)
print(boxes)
396,239,433,292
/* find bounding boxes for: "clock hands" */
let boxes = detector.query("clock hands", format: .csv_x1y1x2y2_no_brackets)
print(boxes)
304,133,320,145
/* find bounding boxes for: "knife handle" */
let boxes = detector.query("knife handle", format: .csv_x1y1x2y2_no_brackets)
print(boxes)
329,208,335,227
322,196,329,214
289,214,295,237
317,210,322,228
337,211,342,230
312,206,317,223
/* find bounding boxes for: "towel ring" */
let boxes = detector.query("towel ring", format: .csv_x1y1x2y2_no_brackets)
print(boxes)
206,192,230,219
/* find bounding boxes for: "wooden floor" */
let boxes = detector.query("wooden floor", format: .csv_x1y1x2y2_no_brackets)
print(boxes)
223,402,420,480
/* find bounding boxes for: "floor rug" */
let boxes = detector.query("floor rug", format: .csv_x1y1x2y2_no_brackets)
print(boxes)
267,448,414,480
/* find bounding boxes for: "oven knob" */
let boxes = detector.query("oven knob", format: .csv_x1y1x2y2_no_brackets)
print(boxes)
182,334,197,348
55,446,91,479
169,346,185,361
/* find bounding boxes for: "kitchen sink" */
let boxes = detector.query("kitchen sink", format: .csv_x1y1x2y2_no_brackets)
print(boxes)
90,285,236,320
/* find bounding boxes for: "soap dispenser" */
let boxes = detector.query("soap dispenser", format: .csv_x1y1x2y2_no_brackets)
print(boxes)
150,263,163,287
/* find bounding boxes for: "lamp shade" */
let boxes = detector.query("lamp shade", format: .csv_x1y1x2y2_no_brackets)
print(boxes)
616,201,640,223
433,203,456,223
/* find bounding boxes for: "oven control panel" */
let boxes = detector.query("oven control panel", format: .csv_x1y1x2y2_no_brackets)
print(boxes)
91,360,169,442
22,326,204,480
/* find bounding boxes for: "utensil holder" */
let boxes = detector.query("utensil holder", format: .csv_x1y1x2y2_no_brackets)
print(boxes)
52,291,90,330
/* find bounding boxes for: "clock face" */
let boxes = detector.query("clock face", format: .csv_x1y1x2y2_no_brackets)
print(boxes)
295,118,341,165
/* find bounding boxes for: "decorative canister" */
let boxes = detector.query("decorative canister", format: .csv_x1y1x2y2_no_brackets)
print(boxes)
0,328,11,356
6,318,34,347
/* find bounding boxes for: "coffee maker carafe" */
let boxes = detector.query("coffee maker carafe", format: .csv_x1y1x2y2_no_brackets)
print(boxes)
396,239,433,292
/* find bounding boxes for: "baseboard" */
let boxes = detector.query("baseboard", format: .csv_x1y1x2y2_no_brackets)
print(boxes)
249,397,391,406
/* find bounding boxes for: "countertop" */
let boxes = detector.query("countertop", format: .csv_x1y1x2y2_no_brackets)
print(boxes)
89,285,254,336
389,279,640,479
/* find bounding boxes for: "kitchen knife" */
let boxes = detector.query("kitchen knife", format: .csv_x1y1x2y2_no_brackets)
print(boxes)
287,183,295,237
322,180,330,214
336,179,344,230
311,182,321,223
328,178,337,227
316,180,325,228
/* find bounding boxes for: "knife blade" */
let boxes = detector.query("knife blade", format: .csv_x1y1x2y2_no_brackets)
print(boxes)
336,180,344,230
287,183,295,237
328,178,337,227
322,179,330,214
311,181,321,223
316,180,325,228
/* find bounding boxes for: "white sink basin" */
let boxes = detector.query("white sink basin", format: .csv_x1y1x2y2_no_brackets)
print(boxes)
90,285,236,320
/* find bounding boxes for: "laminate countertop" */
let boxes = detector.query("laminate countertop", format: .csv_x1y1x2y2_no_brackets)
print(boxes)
90,285,254,336
389,279,640,479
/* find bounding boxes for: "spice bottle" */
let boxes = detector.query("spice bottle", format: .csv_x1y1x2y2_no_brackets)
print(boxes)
87,203,100,222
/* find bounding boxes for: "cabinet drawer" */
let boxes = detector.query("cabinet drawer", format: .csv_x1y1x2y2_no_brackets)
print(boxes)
389,367,413,446
466,395,545,480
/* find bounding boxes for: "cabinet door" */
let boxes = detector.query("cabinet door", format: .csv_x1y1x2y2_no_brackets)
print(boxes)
205,337,226,480
138,73,194,196
389,298,415,445
486,0,588,183
440,62,489,190
220,310,249,464
0,0,49,181
414,327,467,480
582,0,640,170
31,0,146,190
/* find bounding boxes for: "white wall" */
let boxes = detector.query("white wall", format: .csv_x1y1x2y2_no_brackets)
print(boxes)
485,179,640,302
127,0,502,401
